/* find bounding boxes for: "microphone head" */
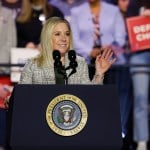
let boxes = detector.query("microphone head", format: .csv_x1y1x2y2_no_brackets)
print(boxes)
53,50,62,68
53,50,61,60
68,50,76,61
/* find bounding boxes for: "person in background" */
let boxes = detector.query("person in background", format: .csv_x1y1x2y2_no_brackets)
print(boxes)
1,0,22,19
0,1,16,74
16,0,64,49
129,0,150,150
70,0,126,81
112,0,143,150
50,0,85,22
18,17,116,85
0,1,16,149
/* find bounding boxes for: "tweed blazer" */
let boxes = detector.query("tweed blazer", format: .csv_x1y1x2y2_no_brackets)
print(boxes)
19,54,103,84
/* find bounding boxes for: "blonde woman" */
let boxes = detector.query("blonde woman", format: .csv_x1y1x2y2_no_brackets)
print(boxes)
19,17,116,84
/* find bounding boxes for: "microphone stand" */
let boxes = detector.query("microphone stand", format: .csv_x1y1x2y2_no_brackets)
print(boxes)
53,50,77,85
59,67,76,85
64,73,68,85
56,67,68,85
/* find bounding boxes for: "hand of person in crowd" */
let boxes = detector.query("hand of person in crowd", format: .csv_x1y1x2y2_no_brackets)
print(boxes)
141,9,150,16
4,95,11,109
26,42,37,49
36,44,42,51
0,84,13,99
90,47,101,58
0,84,13,109
95,48,116,75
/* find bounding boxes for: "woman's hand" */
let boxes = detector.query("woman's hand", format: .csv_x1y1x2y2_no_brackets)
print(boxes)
26,42,37,49
95,48,116,75
141,9,150,16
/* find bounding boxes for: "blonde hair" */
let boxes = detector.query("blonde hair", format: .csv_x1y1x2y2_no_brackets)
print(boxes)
37,17,73,67
17,0,51,23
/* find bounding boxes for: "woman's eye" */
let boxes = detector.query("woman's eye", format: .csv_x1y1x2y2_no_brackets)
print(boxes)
55,33,60,36
66,32,70,36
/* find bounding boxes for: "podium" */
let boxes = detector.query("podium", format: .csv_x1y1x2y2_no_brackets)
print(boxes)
8,84,122,150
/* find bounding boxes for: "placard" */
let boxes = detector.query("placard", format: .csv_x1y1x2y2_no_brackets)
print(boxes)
10,48,40,82
126,16,150,52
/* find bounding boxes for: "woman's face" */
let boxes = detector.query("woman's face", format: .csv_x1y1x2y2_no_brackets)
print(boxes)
52,23,70,56
118,0,130,13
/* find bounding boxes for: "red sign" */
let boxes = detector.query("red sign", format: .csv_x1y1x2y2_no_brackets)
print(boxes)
126,16,150,52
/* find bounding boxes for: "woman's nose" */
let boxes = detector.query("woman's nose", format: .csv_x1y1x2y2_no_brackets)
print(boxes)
60,34,67,41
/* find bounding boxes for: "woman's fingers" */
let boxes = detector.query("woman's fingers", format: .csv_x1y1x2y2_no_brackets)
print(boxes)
104,48,112,59
101,48,108,58
101,48,113,59
107,52,113,60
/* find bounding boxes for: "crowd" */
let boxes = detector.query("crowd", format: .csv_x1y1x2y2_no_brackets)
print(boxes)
0,0,149,150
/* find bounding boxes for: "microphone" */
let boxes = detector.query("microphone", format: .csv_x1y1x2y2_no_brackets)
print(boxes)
68,50,78,77
52,50,78,84
68,50,78,69
52,50,62,68
68,50,76,61
53,50,68,84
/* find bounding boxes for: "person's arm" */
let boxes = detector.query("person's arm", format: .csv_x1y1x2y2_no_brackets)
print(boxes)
113,8,126,47
7,11,17,49
108,8,126,63
70,8,92,61
140,7,150,16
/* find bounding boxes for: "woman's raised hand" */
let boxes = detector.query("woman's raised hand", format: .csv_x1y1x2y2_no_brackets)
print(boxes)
95,48,116,75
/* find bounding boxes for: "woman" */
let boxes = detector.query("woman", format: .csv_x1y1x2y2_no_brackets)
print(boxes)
16,0,64,48
19,17,116,84
130,0,150,150
70,0,126,80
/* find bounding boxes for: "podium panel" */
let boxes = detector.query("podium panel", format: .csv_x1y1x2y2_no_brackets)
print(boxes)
9,85,122,150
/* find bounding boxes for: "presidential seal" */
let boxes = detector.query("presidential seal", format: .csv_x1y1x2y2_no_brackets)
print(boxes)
46,94,88,136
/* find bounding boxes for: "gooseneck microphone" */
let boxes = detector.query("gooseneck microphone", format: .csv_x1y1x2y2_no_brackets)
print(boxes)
68,50,78,77
52,50,62,68
52,50,78,84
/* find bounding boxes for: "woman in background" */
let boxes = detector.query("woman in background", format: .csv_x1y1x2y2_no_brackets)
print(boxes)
130,0,150,149
70,0,126,80
16,0,64,49
0,1,16,149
